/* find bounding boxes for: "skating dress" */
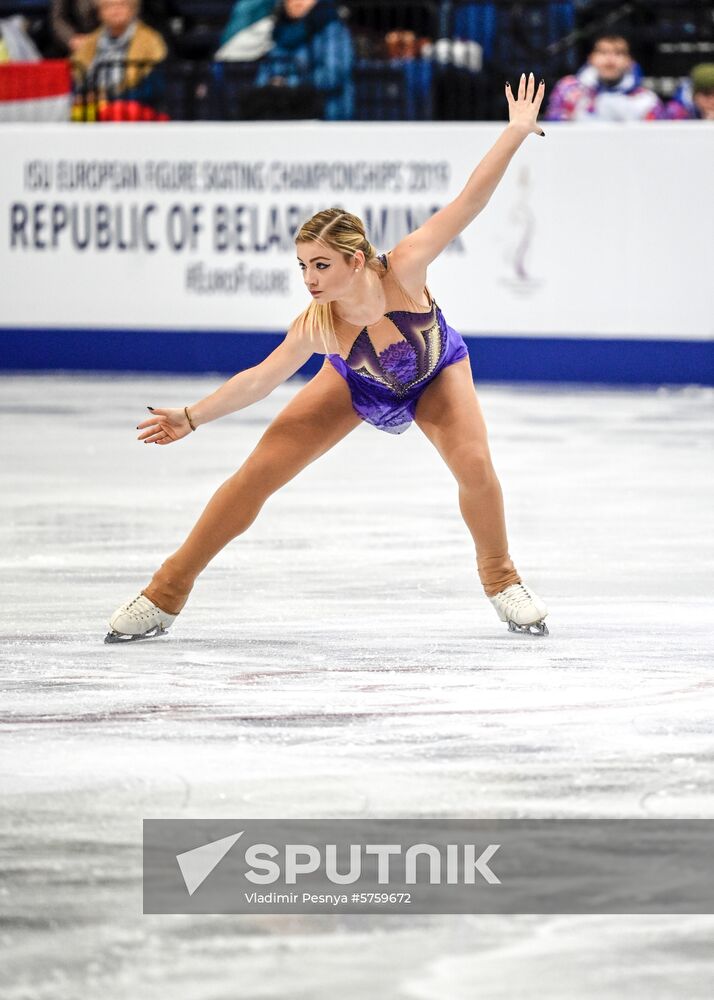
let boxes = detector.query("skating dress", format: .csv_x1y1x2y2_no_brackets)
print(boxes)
326,253,469,434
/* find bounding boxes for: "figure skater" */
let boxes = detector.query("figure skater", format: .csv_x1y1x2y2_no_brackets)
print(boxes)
105,72,549,642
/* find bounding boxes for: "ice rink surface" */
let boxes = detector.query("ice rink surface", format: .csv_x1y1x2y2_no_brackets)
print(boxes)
2,371,713,999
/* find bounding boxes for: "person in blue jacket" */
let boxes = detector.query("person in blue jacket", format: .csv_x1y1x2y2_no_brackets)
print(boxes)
255,0,353,121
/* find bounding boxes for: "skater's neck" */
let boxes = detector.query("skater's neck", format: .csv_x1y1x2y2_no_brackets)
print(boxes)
332,269,386,328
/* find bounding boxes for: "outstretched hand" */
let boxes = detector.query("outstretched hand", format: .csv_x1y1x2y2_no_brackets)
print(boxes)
136,406,192,445
506,72,546,137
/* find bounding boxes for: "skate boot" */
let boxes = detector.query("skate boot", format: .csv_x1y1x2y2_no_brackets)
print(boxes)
489,582,549,636
104,593,178,644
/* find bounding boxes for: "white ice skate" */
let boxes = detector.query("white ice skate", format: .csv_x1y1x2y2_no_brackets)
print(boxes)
489,582,549,636
104,593,177,644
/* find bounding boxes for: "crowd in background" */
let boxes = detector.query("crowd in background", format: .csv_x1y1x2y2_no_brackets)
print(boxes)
0,0,712,121
545,34,714,122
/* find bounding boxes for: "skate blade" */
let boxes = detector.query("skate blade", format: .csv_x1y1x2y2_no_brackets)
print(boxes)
507,619,549,636
104,624,168,644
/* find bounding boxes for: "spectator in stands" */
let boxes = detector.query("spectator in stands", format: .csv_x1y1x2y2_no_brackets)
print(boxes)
52,2,173,59
73,0,167,93
50,1,99,57
666,63,714,121
545,34,663,122
255,0,354,120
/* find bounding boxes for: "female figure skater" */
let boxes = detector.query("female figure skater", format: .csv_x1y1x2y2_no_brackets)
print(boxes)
105,72,549,643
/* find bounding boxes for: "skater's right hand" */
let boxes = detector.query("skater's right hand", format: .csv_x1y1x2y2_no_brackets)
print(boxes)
136,407,192,445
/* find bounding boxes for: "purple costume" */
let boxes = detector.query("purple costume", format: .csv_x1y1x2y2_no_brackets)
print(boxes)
326,253,469,434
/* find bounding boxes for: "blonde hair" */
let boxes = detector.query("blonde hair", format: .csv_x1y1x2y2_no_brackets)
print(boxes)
292,208,384,355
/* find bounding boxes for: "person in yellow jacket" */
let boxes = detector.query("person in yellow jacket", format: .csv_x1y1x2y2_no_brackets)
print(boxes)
73,0,166,95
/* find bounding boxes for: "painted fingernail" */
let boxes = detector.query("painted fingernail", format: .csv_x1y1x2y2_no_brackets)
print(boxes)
539,130,546,137
540,79,545,86
506,81,511,88
147,406,154,411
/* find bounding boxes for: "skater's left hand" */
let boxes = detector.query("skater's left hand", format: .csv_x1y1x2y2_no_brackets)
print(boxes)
136,407,192,445
506,72,546,137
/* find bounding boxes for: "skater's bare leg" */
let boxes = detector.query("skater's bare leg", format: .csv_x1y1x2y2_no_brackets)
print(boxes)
142,360,361,613
414,358,521,597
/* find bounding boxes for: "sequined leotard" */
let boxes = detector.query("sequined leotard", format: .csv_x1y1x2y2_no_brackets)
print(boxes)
326,253,469,434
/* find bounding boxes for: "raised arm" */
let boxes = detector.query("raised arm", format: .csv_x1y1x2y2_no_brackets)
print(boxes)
136,324,315,445
390,72,546,289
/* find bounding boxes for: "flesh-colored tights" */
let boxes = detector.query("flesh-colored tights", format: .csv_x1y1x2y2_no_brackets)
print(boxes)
142,360,520,614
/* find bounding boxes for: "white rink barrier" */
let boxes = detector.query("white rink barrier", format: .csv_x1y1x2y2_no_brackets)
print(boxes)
1,121,712,383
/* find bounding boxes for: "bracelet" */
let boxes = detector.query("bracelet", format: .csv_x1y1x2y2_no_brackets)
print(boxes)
184,405,197,432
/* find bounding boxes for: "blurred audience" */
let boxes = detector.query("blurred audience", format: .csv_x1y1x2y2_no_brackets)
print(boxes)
53,1,173,59
72,0,167,92
545,35,664,122
11,3,714,124
50,0,99,57
254,0,354,120
666,63,714,121
216,0,275,61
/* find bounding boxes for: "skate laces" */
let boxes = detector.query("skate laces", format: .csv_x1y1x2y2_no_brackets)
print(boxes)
498,583,534,609
121,595,161,622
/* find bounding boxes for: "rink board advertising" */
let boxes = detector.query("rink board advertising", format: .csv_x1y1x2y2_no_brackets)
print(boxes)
144,819,714,914
2,122,712,337
1,123,711,383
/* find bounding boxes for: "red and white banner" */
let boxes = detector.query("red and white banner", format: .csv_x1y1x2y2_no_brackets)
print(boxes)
0,60,71,122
